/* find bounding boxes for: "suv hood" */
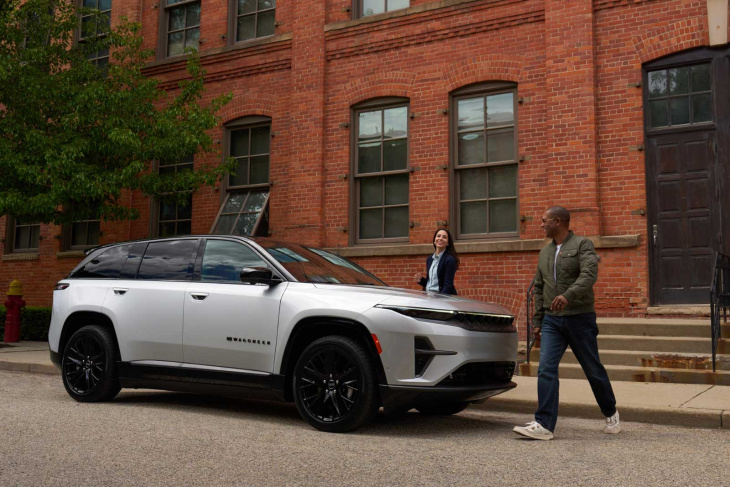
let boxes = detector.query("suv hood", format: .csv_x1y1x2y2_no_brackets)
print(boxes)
312,284,512,316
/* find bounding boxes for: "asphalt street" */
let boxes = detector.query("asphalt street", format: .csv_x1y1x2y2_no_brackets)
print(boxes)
0,369,727,487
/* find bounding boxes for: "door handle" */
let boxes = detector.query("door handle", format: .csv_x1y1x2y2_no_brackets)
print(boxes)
113,288,128,296
190,292,209,301
652,224,658,245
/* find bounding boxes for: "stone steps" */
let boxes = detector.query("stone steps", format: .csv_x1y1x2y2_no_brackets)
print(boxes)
595,318,730,338
528,349,730,371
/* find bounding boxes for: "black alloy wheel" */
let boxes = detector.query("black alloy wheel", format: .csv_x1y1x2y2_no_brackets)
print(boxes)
415,401,470,416
293,336,379,433
61,325,121,402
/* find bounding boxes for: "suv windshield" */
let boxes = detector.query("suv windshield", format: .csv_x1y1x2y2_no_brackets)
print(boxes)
257,241,386,286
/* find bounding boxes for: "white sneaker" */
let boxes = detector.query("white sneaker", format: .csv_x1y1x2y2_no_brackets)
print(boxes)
605,411,620,434
513,421,554,440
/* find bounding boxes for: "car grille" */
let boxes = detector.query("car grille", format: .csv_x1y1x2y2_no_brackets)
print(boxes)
450,312,516,333
438,362,515,387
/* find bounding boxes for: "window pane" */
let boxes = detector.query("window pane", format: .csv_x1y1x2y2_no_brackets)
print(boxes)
692,93,712,123
487,93,514,127
457,97,484,130
359,111,382,140
244,191,268,211
87,221,100,245
214,215,237,234
388,0,410,11
237,15,256,42
460,168,487,201
233,213,257,236
648,70,667,99
160,222,177,237
257,11,276,38
250,155,269,184
231,130,250,157
457,132,485,166
360,177,383,207
358,142,381,174
178,197,193,220
187,3,201,27
360,209,382,239
71,222,88,247
169,6,185,30
73,245,132,279
383,138,407,171
362,0,385,16
137,240,196,281
489,164,517,198
489,199,517,233
250,126,270,154
185,27,200,51
385,207,408,238
461,202,487,234
383,107,407,138
230,159,249,186
99,0,111,11
649,100,668,127
160,200,177,220
223,192,246,213
691,64,711,92
15,226,29,249
258,0,276,9
669,67,689,95
167,32,184,57
202,240,266,282
84,0,97,8
239,0,256,14
385,174,408,205
177,220,191,235
487,131,514,163
670,97,690,125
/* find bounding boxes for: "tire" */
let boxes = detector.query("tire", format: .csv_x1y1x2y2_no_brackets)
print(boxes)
293,336,380,433
415,401,470,416
61,325,121,403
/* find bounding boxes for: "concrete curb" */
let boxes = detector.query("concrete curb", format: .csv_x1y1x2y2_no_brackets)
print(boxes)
0,360,58,375
478,397,727,429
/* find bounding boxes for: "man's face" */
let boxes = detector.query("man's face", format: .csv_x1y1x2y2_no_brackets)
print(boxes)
541,211,559,238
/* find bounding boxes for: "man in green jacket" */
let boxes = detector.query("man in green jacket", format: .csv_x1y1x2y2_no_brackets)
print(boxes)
513,206,619,440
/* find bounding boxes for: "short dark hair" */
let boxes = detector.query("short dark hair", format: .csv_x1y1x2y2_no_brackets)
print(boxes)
547,206,570,223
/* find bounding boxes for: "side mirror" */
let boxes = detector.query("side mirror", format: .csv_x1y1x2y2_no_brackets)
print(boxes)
240,267,282,286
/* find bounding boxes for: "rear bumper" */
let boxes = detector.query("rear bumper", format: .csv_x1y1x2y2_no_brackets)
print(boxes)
379,380,516,411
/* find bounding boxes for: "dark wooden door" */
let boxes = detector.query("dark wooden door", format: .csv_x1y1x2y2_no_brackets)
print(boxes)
647,130,719,304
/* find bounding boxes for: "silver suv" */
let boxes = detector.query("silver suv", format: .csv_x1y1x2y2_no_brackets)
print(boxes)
48,236,517,432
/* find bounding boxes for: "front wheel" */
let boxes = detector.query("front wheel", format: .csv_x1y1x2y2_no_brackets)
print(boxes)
415,401,470,416
293,336,380,433
61,325,121,402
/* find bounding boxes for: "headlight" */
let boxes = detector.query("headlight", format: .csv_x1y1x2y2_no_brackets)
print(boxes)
374,304,515,332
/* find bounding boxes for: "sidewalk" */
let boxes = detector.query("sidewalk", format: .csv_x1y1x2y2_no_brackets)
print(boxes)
2,341,728,429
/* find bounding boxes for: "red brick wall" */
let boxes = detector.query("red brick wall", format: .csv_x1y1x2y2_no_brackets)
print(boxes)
1,0,716,337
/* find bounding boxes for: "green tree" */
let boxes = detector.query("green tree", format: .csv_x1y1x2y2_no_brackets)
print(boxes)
0,0,234,225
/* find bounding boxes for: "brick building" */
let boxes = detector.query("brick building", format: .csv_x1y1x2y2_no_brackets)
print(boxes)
2,0,729,328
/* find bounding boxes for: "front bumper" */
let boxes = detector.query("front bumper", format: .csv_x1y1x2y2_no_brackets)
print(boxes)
380,380,517,411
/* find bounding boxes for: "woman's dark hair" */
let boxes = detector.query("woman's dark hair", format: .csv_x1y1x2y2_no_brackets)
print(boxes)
432,228,460,270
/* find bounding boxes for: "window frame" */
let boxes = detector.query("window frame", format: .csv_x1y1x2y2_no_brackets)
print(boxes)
227,0,276,45
349,97,411,245
5,217,41,254
450,82,519,241
354,0,410,19
77,0,111,67
157,0,201,60
149,155,195,238
63,219,101,251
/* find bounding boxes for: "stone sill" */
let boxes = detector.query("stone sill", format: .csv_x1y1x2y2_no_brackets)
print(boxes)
2,253,39,261
324,234,640,258
56,250,86,259
647,306,711,317
325,0,484,32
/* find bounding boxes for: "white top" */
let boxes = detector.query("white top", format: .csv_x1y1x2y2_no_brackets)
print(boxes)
554,244,562,282
427,252,442,293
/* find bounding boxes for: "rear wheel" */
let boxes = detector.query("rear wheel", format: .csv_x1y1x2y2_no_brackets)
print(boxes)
415,401,470,416
61,325,121,402
293,336,379,433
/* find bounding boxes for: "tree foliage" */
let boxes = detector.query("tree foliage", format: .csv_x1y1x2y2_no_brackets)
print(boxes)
0,0,234,224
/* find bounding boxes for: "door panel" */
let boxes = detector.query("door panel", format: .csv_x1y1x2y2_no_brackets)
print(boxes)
647,131,718,304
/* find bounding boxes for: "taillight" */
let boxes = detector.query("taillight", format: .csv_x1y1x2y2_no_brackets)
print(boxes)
53,283,70,291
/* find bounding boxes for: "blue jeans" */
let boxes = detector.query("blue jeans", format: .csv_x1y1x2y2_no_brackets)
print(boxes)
535,312,616,432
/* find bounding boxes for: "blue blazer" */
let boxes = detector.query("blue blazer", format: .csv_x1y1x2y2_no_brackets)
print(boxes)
419,252,458,295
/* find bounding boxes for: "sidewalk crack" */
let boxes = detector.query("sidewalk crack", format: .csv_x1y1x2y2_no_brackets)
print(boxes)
679,385,714,408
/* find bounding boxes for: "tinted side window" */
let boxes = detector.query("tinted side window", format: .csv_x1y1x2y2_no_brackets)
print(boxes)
137,240,197,281
201,240,267,283
71,245,132,279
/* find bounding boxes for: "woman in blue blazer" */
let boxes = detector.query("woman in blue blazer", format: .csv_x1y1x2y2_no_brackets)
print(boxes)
414,228,460,295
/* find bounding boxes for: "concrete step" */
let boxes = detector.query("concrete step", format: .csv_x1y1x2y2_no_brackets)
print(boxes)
519,362,730,385
595,335,729,354
529,349,730,371
596,318,730,338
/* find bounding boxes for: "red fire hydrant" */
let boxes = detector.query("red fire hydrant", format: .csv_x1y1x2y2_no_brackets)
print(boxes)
4,280,26,343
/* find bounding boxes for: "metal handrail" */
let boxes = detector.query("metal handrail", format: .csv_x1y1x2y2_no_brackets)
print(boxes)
526,278,536,363
710,252,730,372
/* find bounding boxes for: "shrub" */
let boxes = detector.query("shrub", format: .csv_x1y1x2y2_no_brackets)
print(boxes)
0,306,52,342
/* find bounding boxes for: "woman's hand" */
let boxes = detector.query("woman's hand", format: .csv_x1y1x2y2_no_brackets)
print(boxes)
414,273,424,284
